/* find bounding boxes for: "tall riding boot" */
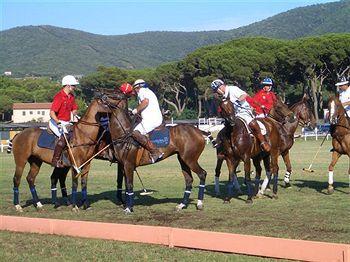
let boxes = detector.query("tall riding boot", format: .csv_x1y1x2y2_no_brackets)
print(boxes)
248,120,271,152
52,135,66,168
132,131,164,163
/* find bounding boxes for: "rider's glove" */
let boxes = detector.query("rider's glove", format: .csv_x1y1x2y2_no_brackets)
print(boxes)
132,109,138,115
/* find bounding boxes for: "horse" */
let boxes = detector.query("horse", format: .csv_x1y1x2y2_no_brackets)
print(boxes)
327,96,350,194
214,95,316,197
100,91,211,213
9,97,111,212
215,98,281,203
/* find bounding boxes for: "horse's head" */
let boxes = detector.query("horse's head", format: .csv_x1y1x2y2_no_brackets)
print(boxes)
270,96,295,123
328,96,344,125
219,99,236,125
291,94,317,129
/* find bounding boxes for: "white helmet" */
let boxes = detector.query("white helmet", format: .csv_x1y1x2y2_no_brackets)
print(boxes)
133,79,146,88
62,75,79,86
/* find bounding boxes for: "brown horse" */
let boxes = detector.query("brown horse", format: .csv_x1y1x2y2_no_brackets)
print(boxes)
9,98,111,212
216,99,282,203
214,95,316,197
101,92,210,213
327,96,350,194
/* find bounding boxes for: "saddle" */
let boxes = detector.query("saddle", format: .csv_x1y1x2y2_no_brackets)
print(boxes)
37,129,70,164
235,117,267,136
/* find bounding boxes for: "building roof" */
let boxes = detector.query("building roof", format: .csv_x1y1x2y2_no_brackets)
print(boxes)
13,103,52,110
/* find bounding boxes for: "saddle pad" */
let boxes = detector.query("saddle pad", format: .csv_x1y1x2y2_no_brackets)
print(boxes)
149,126,170,148
236,117,267,136
38,129,57,150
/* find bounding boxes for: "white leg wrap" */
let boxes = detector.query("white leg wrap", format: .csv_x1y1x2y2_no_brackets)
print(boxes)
261,172,271,192
214,176,220,193
284,171,291,183
197,199,203,207
328,171,334,185
36,201,43,208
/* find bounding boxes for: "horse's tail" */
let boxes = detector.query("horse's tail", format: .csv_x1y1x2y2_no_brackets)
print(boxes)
200,130,217,148
7,139,13,154
7,133,18,154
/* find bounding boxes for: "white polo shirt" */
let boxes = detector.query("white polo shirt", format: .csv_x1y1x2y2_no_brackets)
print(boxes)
134,87,163,134
224,85,252,113
339,86,350,117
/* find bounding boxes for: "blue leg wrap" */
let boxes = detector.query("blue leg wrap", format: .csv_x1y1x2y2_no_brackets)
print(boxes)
71,187,77,205
30,186,39,203
81,188,87,202
273,174,278,193
125,190,134,209
182,186,192,205
198,183,205,200
246,181,252,197
13,187,19,205
61,187,68,198
227,180,234,196
51,186,57,204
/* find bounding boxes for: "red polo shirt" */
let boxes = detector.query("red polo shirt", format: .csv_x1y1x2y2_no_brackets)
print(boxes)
247,90,277,115
51,89,78,121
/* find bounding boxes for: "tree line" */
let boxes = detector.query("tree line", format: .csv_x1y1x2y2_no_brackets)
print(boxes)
1,34,349,122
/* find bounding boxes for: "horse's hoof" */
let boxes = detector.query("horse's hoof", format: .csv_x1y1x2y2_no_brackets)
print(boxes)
272,194,278,199
256,192,265,199
63,198,71,206
53,202,61,209
36,202,44,211
14,204,23,212
223,197,231,204
196,200,204,210
123,207,133,214
83,204,92,211
175,203,186,211
327,186,334,195
72,205,79,212
246,199,253,204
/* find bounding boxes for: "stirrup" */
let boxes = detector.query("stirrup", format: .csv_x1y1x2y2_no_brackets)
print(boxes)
150,152,164,163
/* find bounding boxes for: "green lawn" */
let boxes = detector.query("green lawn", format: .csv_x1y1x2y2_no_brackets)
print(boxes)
0,139,349,249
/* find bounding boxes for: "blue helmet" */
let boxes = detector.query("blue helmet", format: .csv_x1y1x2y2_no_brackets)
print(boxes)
262,78,273,86
211,79,224,91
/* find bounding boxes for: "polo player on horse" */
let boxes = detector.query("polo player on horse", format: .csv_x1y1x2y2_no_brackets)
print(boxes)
211,79,271,152
119,80,164,163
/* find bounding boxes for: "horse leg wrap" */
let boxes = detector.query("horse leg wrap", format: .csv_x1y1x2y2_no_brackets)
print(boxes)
227,180,234,196
182,186,192,206
71,187,77,205
61,187,68,198
198,183,205,201
51,186,57,204
273,174,278,194
260,172,271,193
284,171,291,183
233,175,240,191
125,190,134,209
246,181,252,197
81,188,87,202
214,176,220,194
328,171,334,185
30,186,39,203
13,187,19,205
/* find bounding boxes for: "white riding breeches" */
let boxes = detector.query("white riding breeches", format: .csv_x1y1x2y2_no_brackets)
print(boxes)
236,110,254,125
49,119,70,137
134,118,162,135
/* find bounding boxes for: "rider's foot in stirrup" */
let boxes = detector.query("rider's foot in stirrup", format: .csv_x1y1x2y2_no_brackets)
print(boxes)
260,142,271,152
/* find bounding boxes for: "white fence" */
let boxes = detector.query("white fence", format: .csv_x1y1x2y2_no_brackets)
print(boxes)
301,127,331,141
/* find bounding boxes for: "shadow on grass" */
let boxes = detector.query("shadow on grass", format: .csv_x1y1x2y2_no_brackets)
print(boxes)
293,179,348,194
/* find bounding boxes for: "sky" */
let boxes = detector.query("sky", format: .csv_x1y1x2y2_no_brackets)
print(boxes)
1,0,337,35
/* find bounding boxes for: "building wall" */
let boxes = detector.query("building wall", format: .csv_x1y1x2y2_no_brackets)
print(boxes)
12,109,51,123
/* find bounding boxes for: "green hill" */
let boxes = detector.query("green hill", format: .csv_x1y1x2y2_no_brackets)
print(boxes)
1,0,349,76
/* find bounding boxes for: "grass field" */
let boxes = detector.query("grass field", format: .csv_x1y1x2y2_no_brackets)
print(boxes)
0,138,349,260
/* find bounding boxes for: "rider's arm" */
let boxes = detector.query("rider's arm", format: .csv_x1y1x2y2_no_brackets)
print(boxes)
135,98,149,114
50,110,60,124
238,93,248,102
342,101,350,107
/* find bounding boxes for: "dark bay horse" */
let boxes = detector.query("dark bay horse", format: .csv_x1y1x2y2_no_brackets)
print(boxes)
327,96,350,194
214,95,316,197
215,99,281,203
9,98,110,212
101,92,210,213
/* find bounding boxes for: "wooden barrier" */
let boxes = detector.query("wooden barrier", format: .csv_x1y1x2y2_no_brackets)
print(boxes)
0,215,349,262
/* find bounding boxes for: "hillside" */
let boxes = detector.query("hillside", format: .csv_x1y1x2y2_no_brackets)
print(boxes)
1,0,349,76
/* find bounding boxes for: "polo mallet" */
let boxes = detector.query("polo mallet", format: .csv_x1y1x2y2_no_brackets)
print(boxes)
302,131,329,173
135,169,153,195
62,131,81,174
